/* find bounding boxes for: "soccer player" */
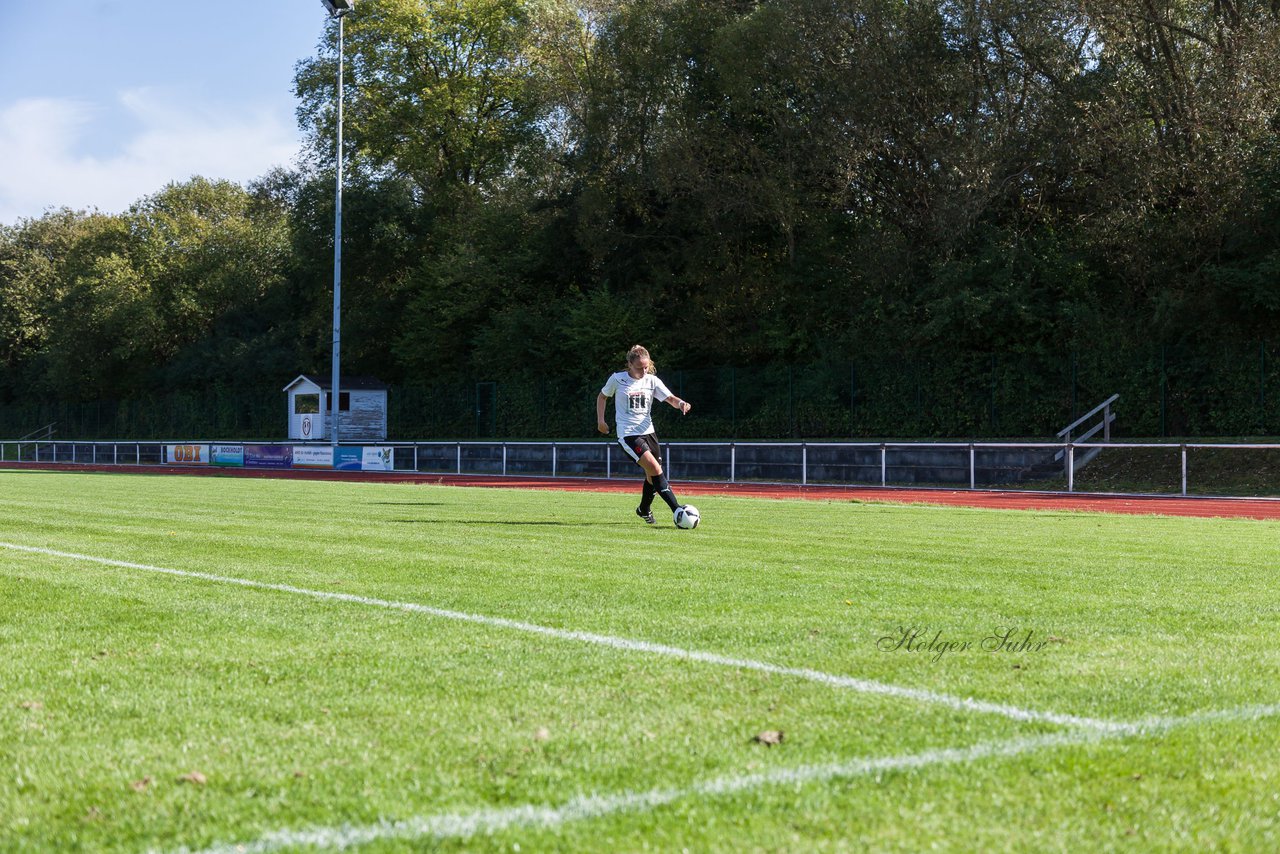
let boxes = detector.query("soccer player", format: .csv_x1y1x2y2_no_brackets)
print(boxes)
596,345,692,524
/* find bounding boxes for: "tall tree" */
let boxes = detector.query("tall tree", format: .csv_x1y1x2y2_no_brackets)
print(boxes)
295,0,551,198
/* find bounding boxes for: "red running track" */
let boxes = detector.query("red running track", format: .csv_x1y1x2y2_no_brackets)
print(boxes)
4,460,1280,521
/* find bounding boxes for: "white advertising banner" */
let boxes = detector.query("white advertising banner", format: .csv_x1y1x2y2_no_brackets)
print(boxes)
361,446,394,472
292,446,334,469
166,444,210,465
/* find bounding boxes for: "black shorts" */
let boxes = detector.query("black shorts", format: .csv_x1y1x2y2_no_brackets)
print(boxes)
619,433,661,465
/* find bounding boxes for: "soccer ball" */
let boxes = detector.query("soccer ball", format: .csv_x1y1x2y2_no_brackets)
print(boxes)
673,504,700,529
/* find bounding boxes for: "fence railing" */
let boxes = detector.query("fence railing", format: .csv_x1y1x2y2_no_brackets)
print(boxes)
1055,394,1118,471
4,438,1280,498
18,422,56,442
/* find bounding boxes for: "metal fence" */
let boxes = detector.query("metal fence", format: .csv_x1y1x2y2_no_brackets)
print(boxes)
5,439,1280,498
4,341,1280,441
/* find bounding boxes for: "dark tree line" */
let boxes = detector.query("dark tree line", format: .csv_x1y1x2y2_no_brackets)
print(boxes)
2,0,1279,437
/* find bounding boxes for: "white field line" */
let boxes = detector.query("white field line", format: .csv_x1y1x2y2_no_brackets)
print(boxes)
0,540,1119,731
172,702,1280,854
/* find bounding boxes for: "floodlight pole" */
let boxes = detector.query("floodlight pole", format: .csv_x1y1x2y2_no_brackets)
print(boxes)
328,4,350,450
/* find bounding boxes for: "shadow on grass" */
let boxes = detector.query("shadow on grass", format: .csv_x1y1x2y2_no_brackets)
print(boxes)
391,519,635,527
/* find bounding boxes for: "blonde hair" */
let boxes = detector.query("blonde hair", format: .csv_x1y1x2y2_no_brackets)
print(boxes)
627,344,656,375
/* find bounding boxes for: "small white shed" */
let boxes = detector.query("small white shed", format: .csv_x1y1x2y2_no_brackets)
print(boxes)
283,374,388,441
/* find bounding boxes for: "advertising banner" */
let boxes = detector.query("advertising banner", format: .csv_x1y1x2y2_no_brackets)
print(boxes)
166,444,210,465
334,446,363,471
210,444,244,467
243,444,293,469
292,445,334,469
361,446,394,472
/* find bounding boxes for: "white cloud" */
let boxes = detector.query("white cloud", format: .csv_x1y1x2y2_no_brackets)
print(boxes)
0,89,302,225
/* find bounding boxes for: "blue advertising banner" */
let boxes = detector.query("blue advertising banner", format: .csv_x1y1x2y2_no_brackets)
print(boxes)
243,444,293,469
210,444,244,467
334,446,363,471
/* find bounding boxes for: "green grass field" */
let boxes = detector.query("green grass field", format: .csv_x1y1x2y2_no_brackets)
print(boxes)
2,469,1279,852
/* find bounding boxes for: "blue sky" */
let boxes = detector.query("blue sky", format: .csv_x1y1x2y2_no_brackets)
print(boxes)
0,1,334,226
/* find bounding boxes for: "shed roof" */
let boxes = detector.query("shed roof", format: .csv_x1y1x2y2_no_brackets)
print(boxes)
283,374,388,392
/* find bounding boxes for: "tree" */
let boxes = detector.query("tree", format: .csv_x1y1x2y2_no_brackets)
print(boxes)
121,178,292,388
295,0,552,199
0,210,133,400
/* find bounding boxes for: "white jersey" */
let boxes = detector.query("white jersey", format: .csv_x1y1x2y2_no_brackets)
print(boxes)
600,371,672,437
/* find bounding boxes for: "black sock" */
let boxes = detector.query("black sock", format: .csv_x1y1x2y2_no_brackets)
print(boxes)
640,478,655,512
652,473,680,512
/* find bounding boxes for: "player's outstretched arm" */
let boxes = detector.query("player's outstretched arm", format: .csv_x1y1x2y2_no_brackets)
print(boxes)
665,395,691,415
